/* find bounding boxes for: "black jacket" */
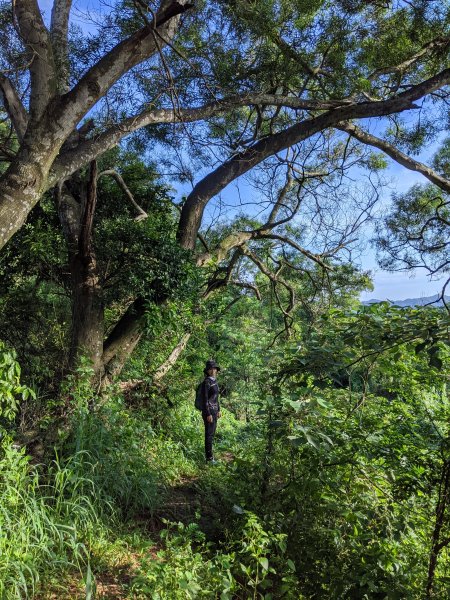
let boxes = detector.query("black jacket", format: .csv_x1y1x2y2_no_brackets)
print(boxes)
202,376,220,417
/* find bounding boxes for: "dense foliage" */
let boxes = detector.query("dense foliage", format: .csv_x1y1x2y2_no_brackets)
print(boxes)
1,288,449,598
0,0,449,598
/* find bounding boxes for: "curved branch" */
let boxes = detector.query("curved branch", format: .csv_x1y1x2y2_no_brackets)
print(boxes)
337,122,450,193
230,281,262,300
176,68,450,249
50,94,354,183
98,169,148,221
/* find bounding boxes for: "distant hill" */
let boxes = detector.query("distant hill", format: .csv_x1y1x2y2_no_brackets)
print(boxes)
362,294,449,307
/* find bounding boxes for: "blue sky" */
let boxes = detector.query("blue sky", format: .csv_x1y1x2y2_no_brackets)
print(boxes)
37,0,448,301
358,150,447,301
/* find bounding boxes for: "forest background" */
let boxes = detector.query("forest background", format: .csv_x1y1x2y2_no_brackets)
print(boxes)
0,0,450,598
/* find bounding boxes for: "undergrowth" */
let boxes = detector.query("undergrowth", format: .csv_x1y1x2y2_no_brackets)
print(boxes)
1,348,288,598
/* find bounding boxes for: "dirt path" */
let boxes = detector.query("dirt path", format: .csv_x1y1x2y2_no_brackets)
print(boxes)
41,452,236,598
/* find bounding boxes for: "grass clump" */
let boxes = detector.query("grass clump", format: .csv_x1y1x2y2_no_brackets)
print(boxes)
0,438,99,599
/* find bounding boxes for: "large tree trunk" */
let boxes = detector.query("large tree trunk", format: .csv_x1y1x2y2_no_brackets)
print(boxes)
0,145,53,249
69,252,104,379
62,162,105,381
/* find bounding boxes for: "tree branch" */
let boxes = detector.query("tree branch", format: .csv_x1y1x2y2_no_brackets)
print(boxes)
177,68,450,249
257,233,332,271
270,32,321,78
98,169,148,221
49,94,354,183
152,332,191,382
241,246,295,319
369,37,450,81
267,167,295,225
50,0,73,92
230,280,262,300
14,0,56,121
337,122,450,194
55,0,193,135
196,230,253,267
0,75,28,141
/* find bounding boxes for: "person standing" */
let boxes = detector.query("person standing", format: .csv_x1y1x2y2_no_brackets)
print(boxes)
201,360,221,464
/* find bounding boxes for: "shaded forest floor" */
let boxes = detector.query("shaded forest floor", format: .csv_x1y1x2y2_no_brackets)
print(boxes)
38,427,239,599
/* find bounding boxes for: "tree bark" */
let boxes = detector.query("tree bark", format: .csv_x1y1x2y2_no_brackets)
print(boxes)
50,0,73,93
102,297,148,378
14,0,57,122
69,253,104,379
67,162,105,380
0,75,28,141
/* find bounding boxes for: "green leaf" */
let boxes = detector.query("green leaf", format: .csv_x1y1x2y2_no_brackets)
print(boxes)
259,557,269,571
305,434,320,450
85,563,95,600
287,435,304,448
315,397,331,408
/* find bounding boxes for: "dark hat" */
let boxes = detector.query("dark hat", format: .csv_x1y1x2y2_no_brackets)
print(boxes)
204,359,221,373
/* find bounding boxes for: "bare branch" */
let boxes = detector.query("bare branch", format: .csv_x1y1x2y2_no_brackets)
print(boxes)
230,280,262,300
50,94,355,182
152,332,191,383
55,0,193,135
337,122,450,194
98,169,148,221
203,248,242,297
241,246,295,319
258,233,332,271
267,167,295,225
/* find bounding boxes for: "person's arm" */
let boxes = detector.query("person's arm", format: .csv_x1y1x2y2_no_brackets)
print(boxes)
202,378,211,416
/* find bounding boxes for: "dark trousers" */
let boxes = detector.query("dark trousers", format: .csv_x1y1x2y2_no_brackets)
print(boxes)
203,412,218,460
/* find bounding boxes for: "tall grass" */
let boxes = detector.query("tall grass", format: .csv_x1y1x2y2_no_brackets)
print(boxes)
64,403,161,517
0,439,99,598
